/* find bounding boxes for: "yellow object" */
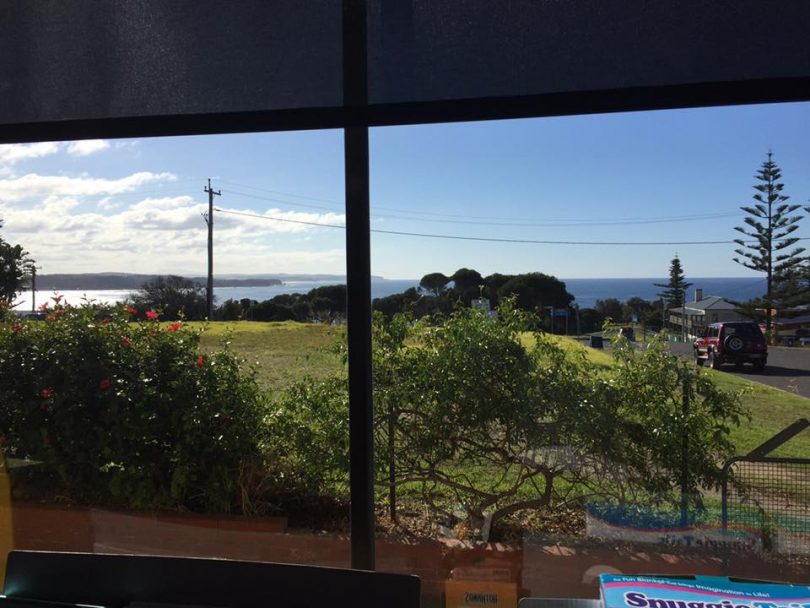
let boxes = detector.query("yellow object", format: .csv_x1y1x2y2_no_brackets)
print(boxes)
0,454,12,590
445,577,517,608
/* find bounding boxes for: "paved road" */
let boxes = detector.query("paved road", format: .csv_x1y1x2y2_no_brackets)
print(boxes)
668,342,810,398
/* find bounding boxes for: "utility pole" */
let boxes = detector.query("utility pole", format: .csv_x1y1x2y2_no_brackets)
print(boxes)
30,266,36,312
203,179,220,320
28,264,40,313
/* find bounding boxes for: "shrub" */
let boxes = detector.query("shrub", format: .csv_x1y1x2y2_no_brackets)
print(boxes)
265,376,350,498
250,300,295,322
267,301,747,539
128,275,208,321
0,298,266,512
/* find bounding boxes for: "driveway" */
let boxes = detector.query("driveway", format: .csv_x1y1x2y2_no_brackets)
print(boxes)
668,342,810,398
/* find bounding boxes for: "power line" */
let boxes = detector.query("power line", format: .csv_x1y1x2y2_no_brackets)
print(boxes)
223,188,739,228
215,207,810,247
222,188,341,213
218,179,742,226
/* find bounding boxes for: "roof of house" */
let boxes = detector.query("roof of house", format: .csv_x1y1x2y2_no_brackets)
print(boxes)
672,296,736,314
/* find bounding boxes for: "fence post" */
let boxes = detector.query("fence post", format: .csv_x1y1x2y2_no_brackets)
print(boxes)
388,399,397,523
680,363,690,527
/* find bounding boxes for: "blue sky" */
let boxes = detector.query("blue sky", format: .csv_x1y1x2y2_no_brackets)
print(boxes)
0,101,808,280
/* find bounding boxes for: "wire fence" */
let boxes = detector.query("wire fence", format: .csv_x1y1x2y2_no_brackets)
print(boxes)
722,457,810,555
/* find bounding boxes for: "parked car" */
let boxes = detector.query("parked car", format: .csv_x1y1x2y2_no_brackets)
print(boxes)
693,321,767,371
617,326,636,341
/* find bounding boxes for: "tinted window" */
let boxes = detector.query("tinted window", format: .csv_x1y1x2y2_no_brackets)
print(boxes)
723,323,762,338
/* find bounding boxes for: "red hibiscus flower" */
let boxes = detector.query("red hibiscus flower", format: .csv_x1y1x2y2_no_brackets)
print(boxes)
145,310,159,320
12,323,23,333
99,378,111,390
121,336,132,346
167,322,182,333
196,355,205,368
127,306,137,316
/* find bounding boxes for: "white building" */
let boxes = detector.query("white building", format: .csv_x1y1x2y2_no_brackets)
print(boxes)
668,291,746,339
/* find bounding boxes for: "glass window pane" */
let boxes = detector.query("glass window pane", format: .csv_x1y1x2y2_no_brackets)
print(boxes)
367,102,810,605
0,130,350,579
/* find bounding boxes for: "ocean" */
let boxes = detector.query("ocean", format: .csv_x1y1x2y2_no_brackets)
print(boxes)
13,277,768,312
561,277,768,308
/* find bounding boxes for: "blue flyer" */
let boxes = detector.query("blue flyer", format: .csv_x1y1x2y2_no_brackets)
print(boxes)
600,575,810,608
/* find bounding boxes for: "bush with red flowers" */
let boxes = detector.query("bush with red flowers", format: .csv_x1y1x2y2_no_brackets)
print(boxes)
0,299,266,512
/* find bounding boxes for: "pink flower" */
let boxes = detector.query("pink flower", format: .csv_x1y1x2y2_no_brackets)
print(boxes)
196,355,205,368
167,322,182,333
121,336,131,346
39,302,50,312
145,310,159,320
12,323,23,333
41,387,54,399
99,378,111,390
127,306,137,316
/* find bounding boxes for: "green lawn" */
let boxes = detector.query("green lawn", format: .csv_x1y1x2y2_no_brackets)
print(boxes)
708,371,810,458
193,321,344,392
193,321,808,457
562,335,810,458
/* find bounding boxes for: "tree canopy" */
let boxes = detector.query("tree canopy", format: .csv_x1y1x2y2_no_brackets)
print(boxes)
0,220,33,307
418,272,450,296
654,255,692,310
732,152,808,333
497,272,573,312
270,303,746,539
129,275,208,320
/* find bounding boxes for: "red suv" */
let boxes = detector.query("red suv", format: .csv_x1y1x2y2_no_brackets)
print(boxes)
693,321,767,371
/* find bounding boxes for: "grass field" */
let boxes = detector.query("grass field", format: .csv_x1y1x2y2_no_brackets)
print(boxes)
195,321,344,393
553,335,810,458
194,321,809,457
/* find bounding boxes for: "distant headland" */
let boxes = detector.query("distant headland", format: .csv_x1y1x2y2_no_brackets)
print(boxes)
33,273,387,291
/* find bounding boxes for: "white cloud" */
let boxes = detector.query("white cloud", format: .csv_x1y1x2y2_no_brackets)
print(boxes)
67,140,111,156
0,191,346,275
0,142,60,164
42,196,81,214
213,206,346,235
97,197,120,210
0,171,177,202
